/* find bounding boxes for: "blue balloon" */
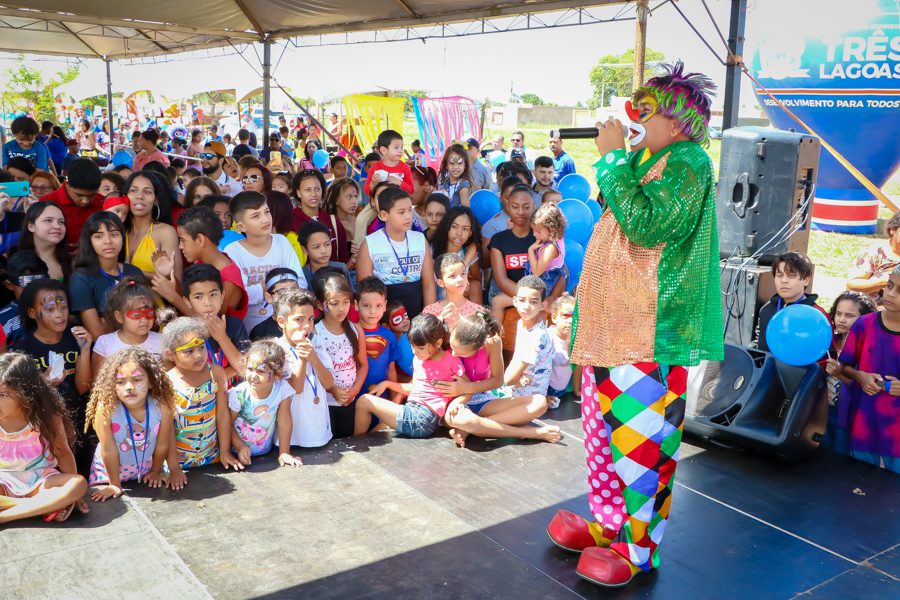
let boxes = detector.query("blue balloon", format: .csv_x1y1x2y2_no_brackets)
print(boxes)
766,304,833,366
218,229,244,251
557,173,592,202
470,189,502,225
563,239,585,281
489,151,506,168
111,149,133,168
566,272,581,294
558,199,593,245
585,199,602,223
396,333,414,375
312,148,329,169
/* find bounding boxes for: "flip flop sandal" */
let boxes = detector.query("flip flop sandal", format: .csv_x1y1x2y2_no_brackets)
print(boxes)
43,503,75,523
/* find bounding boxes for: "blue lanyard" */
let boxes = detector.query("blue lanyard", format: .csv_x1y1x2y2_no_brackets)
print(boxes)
123,400,151,478
776,293,806,312
100,264,123,287
382,229,410,280
305,371,319,399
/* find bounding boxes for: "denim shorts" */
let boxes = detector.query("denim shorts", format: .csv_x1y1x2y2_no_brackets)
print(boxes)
395,402,441,438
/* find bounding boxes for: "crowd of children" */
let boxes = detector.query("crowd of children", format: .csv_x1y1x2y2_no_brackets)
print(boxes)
0,118,586,525
1,113,898,526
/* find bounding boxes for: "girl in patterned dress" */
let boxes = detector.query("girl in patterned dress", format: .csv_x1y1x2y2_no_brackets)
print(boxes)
312,273,368,438
85,347,178,501
0,352,87,525
163,318,243,480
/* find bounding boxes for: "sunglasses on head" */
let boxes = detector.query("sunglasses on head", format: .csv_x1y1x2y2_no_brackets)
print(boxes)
126,307,155,321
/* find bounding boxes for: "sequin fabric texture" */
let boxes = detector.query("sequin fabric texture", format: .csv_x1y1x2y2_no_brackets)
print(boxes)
572,141,724,368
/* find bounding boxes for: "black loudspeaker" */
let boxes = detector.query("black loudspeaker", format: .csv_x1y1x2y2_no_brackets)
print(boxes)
685,344,828,461
717,127,820,264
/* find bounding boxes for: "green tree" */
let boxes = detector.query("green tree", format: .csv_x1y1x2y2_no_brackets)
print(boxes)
393,89,429,114
588,48,665,109
519,92,544,106
194,90,237,115
1,55,79,122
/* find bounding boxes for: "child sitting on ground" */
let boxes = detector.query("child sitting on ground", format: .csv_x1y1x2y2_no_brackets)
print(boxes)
86,348,179,500
547,293,576,409
354,314,469,438
249,268,301,341
163,317,242,479
491,203,566,322
442,310,562,447
91,277,163,376
227,340,303,468
356,277,401,400
273,288,334,448
422,253,483,330
836,266,900,473
0,353,87,524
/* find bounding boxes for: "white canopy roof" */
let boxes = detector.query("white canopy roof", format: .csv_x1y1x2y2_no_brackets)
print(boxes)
0,0,620,59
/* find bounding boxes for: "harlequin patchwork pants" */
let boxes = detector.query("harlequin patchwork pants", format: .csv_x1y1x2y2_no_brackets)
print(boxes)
581,362,687,572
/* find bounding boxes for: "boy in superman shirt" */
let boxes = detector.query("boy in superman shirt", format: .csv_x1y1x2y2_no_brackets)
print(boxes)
356,276,401,401
363,130,415,197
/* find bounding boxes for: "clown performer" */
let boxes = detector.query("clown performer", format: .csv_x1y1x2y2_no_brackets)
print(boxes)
546,61,724,587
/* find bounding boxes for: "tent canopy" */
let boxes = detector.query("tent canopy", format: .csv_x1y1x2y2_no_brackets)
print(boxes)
0,0,621,59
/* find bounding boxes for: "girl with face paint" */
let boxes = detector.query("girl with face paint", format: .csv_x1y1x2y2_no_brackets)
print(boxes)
85,348,179,500
91,277,162,377
13,279,93,473
226,340,303,468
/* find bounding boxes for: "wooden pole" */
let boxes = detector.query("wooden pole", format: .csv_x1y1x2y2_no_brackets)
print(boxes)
633,0,650,91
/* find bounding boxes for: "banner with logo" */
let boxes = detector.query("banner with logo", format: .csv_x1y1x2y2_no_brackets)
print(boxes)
748,0,899,233
341,94,405,154
412,96,482,169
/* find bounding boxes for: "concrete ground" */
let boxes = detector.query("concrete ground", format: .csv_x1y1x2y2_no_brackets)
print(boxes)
2,400,898,600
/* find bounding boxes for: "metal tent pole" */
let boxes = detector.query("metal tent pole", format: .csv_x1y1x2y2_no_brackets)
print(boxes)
722,0,747,130
105,58,114,135
262,39,272,142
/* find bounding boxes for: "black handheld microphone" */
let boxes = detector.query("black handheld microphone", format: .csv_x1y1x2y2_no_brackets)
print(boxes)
550,125,629,139
549,127,600,139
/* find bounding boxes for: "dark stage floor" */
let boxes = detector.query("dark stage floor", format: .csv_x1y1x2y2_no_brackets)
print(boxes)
2,398,898,599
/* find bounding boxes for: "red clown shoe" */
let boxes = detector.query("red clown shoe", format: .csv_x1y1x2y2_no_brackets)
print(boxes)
576,547,641,588
546,509,616,553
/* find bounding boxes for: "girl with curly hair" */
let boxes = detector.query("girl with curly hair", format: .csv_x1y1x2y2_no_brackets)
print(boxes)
0,352,87,525
85,348,178,501
491,202,567,322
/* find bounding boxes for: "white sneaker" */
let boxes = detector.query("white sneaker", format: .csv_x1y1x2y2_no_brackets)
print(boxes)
548,396,561,409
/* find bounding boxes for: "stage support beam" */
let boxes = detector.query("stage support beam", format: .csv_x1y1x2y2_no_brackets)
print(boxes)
722,0,747,130
105,58,114,134
262,39,272,142
632,0,649,90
